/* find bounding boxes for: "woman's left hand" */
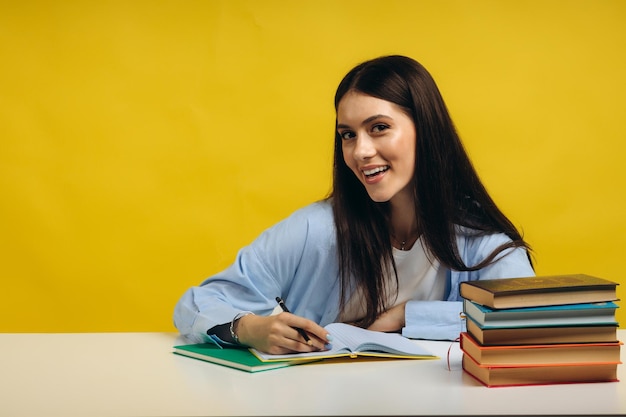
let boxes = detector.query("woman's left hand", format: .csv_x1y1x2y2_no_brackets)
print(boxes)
367,302,406,332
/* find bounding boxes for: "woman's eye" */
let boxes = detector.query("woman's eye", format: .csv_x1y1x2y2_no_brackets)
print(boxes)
340,131,355,140
372,124,390,133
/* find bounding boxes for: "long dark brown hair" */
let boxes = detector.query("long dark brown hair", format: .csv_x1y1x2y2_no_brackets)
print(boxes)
330,55,532,327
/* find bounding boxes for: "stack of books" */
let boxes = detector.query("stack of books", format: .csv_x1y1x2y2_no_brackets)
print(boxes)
459,274,621,387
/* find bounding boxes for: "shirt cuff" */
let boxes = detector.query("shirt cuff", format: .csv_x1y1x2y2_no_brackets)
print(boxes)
402,300,465,341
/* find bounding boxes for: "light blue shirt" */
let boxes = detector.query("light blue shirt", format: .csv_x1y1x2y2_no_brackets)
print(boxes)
173,200,534,343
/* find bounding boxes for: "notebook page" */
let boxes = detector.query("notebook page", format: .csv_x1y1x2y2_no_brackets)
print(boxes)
249,338,352,361
325,323,434,356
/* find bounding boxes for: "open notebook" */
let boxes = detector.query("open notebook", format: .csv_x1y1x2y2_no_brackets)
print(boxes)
250,322,437,362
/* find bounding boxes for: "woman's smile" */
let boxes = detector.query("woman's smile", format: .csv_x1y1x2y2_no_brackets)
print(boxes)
362,165,390,183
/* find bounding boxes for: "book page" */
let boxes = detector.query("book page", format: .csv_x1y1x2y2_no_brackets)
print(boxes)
250,322,435,361
326,323,434,356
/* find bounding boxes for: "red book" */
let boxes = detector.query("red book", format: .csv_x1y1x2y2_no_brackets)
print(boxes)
460,332,622,366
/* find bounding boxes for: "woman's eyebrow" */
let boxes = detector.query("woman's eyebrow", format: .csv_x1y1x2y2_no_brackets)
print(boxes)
337,114,392,129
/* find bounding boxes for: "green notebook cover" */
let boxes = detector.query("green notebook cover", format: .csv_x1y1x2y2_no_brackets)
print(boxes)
173,343,301,373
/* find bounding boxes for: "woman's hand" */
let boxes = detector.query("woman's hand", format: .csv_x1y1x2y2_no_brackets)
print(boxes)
367,302,406,333
236,313,331,354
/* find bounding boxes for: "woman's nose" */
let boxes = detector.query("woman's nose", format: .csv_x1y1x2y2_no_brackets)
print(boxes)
353,135,376,160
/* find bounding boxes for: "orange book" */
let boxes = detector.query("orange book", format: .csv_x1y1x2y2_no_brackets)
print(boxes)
460,332,622,366
462,353,619,387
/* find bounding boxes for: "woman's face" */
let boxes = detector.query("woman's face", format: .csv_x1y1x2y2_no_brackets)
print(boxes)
337,91,416,205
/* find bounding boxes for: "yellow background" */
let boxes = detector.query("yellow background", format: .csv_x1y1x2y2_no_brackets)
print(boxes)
1,0,624,332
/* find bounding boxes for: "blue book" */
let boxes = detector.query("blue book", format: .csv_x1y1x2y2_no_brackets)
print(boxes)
463,299,619,329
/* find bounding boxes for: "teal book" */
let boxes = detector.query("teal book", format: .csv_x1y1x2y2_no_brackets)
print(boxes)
173,343,306,373
463,299,619,329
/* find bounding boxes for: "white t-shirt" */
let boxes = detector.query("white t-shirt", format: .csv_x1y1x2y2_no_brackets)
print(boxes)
339,237,446,323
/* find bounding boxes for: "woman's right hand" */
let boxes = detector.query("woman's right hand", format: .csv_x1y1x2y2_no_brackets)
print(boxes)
235,312,331,354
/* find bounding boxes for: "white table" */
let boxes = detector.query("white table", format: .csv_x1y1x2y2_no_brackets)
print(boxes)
1,331,624,416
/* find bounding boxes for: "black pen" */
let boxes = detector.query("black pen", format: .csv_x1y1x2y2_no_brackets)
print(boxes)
275,296,313,346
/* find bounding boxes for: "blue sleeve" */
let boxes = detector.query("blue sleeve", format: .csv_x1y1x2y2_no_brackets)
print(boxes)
402,300,465,340
173,209,311,343
402,232,534,341
173,202,340,343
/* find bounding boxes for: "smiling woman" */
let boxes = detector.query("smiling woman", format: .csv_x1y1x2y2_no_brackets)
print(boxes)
173,55,535,355
337,92,417,204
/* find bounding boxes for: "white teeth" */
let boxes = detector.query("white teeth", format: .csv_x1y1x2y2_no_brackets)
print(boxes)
363,166,389,176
